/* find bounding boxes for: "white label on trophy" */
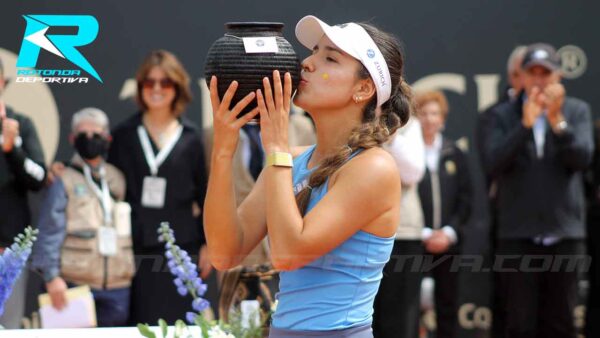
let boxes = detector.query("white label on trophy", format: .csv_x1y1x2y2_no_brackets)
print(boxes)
243,37,278,54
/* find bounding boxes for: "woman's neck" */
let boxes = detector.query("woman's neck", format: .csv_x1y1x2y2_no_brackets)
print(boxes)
309,108,363,166
143,108,176,127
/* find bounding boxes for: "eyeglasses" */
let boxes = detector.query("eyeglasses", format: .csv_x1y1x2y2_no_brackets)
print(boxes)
141,78,176,90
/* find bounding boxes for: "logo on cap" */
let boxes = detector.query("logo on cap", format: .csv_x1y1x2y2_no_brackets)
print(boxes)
367,49,376,58
533,49,549,60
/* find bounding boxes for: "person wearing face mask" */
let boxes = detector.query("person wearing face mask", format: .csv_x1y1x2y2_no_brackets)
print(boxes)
107,50,210,324
31,107,134,327
0,57,47,328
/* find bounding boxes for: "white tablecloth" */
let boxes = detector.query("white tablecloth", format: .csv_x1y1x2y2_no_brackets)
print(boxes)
0,326,201,338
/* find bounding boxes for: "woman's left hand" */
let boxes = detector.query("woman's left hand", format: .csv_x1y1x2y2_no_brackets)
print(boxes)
256,70,293,154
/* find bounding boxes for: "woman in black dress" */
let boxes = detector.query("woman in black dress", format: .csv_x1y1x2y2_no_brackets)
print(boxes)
108,50,211,324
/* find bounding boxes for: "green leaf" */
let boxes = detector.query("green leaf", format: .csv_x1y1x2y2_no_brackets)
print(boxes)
195,315,210,338
137,324,157,338
174,319,186,338
158,319,168,337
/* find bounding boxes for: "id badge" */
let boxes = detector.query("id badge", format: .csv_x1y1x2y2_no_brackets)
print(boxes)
113,202,132,236
141,176,167,209
98,226,117,256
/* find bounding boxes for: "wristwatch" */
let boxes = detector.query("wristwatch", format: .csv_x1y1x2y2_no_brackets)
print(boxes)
266,152,293,168
553,120,568,134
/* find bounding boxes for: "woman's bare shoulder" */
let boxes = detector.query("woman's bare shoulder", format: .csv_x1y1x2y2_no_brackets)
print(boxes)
332,147,400,186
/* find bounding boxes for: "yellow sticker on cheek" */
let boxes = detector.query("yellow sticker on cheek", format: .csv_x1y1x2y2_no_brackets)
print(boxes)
321,73,329,80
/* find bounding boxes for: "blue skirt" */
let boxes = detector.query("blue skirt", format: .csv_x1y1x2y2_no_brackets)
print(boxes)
269,324,373,338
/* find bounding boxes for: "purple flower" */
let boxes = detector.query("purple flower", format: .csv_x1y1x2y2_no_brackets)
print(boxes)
157,222,211,321
0,226,38,317
177,286,188,296
192,298,210,312
185,312,197,324
173,278,184,288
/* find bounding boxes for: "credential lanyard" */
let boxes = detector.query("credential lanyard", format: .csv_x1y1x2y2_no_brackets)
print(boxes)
137,124,183,176
83,164,112,226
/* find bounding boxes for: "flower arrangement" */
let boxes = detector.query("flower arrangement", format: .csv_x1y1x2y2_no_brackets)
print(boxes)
0,226,38,316
137,223,265,338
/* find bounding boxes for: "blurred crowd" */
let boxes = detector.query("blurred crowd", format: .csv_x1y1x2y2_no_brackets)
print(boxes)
0,42,598,338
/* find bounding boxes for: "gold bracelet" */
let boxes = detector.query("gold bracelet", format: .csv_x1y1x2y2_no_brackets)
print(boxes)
266,152,293,167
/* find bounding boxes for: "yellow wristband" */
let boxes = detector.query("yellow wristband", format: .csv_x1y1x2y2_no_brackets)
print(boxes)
266,152,293,168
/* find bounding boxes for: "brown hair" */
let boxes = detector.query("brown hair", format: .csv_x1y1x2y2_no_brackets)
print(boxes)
415,90,449,119
135,50,192,116
295,23,413,214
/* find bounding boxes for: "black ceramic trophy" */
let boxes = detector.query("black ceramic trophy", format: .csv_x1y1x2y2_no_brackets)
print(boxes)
204,22,301,122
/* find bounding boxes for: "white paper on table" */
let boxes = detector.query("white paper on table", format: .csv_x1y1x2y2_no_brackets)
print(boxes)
38,285,97,328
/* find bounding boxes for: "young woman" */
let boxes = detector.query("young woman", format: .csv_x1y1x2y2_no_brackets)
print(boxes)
108,50,211,324
204,16,412,337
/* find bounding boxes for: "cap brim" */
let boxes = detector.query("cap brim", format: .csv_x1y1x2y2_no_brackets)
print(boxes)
523,59,560,71
295,15,359,59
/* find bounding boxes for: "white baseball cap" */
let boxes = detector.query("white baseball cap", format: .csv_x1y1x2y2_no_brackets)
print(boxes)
295,15,392,107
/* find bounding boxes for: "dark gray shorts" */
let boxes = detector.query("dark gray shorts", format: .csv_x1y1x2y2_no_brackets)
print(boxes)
268,324,373,338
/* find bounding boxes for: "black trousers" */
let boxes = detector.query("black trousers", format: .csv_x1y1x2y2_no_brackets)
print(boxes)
373,240,424,338
496,239,585,338
586,211,600,337
428,253,459,338
128,243,201,325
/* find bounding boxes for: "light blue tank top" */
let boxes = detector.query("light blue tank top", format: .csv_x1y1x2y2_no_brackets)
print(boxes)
271,145,395,331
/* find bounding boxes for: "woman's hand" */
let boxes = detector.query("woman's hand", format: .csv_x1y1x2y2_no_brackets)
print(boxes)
256,70,292,154
209,76,259,159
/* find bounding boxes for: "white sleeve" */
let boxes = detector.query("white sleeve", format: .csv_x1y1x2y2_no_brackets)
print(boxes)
383,118,425,185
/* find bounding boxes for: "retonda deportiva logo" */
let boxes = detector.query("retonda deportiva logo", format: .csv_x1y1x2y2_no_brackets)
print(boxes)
15,14,102,84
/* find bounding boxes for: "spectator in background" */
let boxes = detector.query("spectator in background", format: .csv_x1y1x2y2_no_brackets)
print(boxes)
374,113,426,338
107,50,210,324
585,120,600,338
416,90,472,338
481,43,593,338
0,57,47,328
475,45,526,338
32,108,134,327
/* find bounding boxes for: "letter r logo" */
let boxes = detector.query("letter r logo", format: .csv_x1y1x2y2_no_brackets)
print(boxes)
17,15,102,82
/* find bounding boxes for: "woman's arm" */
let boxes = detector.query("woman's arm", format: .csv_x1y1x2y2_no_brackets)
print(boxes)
264,149,400,270
255,71,400,271
203,77,268,270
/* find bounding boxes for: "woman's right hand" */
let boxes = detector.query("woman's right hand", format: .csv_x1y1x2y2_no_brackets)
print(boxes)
209,76,259,159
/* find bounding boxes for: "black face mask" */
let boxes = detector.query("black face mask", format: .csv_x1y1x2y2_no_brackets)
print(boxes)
74,133,109,160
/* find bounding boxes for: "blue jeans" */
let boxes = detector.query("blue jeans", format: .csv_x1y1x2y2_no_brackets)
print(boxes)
91,287,131,327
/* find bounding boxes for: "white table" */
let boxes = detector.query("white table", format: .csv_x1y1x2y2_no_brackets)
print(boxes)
0,326,202,338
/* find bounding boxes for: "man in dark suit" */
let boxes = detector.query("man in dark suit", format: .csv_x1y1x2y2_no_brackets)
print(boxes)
416,90,472,338
0,57,47,328
481,43,593,338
